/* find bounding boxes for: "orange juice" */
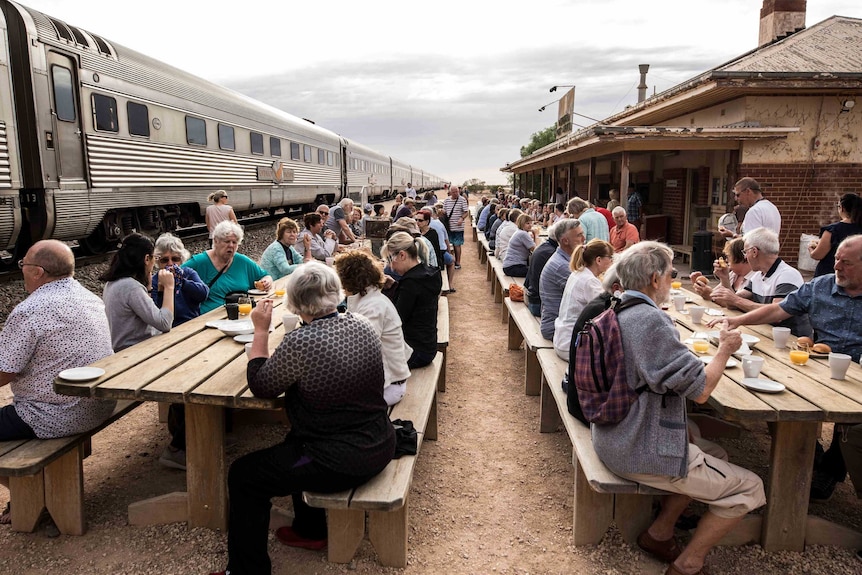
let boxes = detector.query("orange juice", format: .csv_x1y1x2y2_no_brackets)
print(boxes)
671,281,682,290
789,349,809,365
274,288,286,297
238,303,252,316
692,340,709,354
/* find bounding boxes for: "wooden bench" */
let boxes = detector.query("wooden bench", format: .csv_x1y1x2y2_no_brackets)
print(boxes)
477,231,489,264
670,244,693,264
440,268,450,293
303,352,442,567
504,297,553,396
536,349,663,545
487,255,514,305
436,296,449,392
0,400,141,535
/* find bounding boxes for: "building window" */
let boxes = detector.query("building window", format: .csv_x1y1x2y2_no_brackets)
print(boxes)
51,65,76,122
270,137,281,157
127,102,149,137
303,145,312,162
290,141,300,160
318,149,325,164
91,93,118,132
218,124,235,151
186,116,207,145
249,132,264,155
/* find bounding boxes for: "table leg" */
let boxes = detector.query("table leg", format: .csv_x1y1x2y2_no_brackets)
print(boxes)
761,420,818,552
186,403,227,530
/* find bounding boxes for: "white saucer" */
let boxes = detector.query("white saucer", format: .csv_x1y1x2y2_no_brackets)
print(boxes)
248,289,268,296
58,367,106,381
233,334,254,343
700,356,738,368
207,319,255,336
741,378,785,393
706,309,725,316
708,331,760,346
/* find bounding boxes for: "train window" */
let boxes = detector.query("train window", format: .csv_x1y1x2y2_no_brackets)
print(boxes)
51,66,76,122
89,33,114,57
303,145,312,162
92,93,118,132
318,149,325,165
186,116,207,145
250,132,264,155
270,137,281,157
127,102,149,137
327,151,334,166
290,142,300,160
68,26,90,47
48,17,74,43
218,124,235,151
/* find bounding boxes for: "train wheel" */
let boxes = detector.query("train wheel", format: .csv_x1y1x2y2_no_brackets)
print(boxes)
80,228,111,255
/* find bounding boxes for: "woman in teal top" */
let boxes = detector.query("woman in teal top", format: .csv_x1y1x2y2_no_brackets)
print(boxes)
259,217,310,280
184,221,273,313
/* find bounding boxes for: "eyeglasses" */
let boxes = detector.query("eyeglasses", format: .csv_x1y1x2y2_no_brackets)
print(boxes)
318,211,329,216
742,246,757,255
159,256,183,264
415,217,425,222
17,260,43,270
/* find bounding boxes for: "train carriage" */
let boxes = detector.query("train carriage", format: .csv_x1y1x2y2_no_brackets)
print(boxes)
390,156,411,199
0,1,444,260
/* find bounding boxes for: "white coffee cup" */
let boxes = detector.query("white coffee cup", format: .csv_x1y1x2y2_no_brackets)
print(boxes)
282,313,300,332
325,256,335,266
772,326,791,349
829,352,852,380
673,294,686,312
244,342,254,358
689,306,705,324
742,355,764,378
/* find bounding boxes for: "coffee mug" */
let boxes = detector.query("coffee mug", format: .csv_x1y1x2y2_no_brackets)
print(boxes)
829,352,852,380
673,294,686,312
689,306,705,324
282,313,300,332
772,326,791,349
244,342,254,358
742,356,764,378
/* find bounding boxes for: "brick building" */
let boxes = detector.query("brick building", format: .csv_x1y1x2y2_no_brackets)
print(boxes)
503,0,862,266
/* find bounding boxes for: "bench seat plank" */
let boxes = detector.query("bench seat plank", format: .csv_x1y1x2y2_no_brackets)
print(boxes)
505,298,553,395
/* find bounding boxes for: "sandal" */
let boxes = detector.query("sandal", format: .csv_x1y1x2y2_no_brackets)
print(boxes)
0,502,10,525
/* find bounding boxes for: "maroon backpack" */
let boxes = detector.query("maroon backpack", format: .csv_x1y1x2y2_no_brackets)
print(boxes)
571,297,647,425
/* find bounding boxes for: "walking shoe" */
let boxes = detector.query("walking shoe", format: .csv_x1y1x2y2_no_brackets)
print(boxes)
159,445,187,471
637,529,682,563
810,470,838,501
454,264,461,269
275,526,327,550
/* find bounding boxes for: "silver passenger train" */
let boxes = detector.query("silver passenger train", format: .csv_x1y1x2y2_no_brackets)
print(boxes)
0,0,445,259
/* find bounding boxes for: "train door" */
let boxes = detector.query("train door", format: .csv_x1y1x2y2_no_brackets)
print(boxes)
46,52,85,182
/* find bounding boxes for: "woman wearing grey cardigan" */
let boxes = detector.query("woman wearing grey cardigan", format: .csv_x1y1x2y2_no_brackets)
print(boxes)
101,233,174,352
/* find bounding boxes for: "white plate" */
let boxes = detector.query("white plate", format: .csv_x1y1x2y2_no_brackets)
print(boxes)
248,289,268,296
233,334,254,343
741,378,785,393
58,367,106,381
670,289,682,295
699,356,738,368
207,319,254,336
706,308,725,316
708,331,760,346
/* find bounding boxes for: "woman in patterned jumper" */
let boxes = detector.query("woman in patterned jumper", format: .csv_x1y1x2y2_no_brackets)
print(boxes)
211,262,395,575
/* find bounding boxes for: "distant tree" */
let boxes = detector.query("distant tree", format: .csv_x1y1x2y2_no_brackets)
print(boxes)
461,178,485,194
520,125,556,157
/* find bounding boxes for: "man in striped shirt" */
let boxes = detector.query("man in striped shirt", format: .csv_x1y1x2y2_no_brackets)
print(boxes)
442,186,469,270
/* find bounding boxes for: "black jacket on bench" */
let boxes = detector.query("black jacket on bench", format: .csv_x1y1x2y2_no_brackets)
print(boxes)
391,263,442,357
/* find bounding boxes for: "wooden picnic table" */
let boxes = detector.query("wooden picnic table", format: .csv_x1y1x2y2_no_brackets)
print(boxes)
666,286,862,551
53,286,292,531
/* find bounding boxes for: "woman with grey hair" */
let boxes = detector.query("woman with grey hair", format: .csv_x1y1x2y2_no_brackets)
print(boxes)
213,262,395,574
184,220,272,313
150,233,209,470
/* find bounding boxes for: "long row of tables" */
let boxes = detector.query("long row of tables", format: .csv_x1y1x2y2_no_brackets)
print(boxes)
666,285,862,551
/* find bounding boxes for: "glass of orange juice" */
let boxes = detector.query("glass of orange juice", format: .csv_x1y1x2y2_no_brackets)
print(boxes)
692,338,710,354
671,280,682,290
274,288,286,298
789,342,810,365
237,296,252,317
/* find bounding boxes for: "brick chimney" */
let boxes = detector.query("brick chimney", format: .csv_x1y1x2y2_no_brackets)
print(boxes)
759,0,806,46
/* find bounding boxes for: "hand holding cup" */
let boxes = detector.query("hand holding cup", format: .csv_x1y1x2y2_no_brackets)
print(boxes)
251,298,273,332
716,321,742,355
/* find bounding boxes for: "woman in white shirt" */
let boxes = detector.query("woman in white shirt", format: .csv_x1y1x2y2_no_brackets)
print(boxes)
334,251,412,406
553,239,615,359
493,208,523,261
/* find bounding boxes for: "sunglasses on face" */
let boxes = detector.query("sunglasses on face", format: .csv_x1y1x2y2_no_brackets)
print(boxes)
159,256,183,264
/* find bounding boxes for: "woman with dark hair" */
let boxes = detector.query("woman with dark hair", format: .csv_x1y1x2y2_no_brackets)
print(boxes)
690,237,754,302
381,232,442,368
335,251,411,406
211,262,394,575
101,233,174,352
809,192,862,277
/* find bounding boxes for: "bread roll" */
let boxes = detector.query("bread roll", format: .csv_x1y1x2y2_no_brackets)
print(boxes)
812,343,831,354
717,257,728,268
696,276,710,286
797,336,814,347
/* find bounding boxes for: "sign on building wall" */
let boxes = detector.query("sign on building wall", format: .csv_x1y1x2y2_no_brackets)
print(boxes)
556,87,575,138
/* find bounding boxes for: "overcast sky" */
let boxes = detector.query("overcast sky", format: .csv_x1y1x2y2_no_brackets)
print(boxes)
18,0,859,185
